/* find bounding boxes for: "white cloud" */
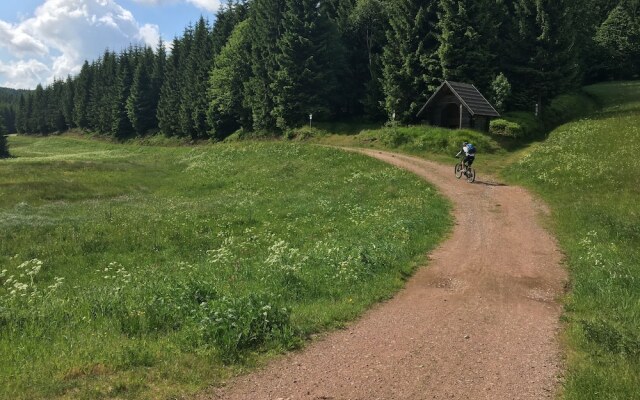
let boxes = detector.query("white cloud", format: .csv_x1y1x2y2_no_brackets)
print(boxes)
0,20,48,57
0,0,164,89
185,0,220,12
131,0,221,12
0,59,51,89
138,24,161,47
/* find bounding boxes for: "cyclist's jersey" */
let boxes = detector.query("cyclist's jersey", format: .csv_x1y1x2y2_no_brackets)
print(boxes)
462,144,476,157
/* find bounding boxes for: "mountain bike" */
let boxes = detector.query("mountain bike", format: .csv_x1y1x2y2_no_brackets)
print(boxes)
454,159,476,183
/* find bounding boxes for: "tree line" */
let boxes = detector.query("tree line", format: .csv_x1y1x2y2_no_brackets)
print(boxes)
6,0,640,140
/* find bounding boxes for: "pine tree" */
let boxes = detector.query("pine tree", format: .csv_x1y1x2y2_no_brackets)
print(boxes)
111,52,135,139
382,0,440,123
16,94,26,134
438,0,498,93
62,76,75,129
126,47,156,136
212,0,250,56
150,39,166,132
32,84,46,134
207,20,253,138
503,0,579,109
245,0,286,131
0,114,9,158
186,17,214,139
73,61,93,129
177,25,196,137
158,37,183,136
271,0,345,129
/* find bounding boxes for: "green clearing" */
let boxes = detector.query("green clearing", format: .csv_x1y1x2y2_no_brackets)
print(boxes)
503,81,640,399
0,137,451,399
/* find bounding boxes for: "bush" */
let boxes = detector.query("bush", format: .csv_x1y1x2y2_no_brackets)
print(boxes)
489,119,524,138
284,126,327,141
543,92,598,128
491,111,545,139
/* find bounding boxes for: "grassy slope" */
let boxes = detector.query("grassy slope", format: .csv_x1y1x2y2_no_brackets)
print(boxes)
503,81,640,399
0,136,451,399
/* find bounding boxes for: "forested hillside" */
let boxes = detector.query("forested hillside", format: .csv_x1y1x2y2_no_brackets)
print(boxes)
10,0,640,139
0,87,28,134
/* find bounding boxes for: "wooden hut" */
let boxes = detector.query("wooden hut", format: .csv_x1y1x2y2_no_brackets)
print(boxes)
416,81,500,131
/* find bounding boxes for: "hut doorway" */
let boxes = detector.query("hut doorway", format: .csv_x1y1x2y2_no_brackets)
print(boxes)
441,103,459,129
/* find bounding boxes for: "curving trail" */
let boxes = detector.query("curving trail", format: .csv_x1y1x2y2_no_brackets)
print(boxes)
205,149,567,400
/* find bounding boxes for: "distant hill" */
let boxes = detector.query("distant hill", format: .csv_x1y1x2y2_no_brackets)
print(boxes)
0,87,30,107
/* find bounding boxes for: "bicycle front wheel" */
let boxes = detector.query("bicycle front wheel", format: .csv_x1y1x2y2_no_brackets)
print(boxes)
455,163,463,179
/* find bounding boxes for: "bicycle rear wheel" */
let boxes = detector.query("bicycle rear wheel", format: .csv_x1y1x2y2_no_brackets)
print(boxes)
466,168,476,183
455,163,463,179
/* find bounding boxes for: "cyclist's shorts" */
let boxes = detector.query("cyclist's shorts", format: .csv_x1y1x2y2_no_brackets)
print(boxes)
464,155,475,166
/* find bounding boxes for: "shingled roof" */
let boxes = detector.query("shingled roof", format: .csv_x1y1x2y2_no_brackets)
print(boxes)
417,81,500,118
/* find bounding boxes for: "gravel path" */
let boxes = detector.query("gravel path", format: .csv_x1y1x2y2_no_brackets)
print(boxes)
205,149,567,400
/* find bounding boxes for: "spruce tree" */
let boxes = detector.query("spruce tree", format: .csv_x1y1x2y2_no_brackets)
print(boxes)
207,20,253,138
245,0,286,131
438,0,498,93
177,25,195,138
382,0,440,123
62,76,75,129
158,37,183,136
0,114,9,158
185,17,214,139
504,0,579,109
349,0,389,119
111,53,135,139
150,39,166,132
33,84,46,134
16,94,26,134
73,61,93,129
271,0,344,129
126,47,156,136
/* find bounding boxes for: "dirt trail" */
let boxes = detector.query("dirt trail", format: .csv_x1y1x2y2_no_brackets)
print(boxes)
206,150,567,400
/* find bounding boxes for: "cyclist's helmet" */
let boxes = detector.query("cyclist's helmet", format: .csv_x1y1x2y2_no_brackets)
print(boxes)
463,141,468,146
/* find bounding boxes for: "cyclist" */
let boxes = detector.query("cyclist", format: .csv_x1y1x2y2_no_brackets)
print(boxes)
455,141,476,173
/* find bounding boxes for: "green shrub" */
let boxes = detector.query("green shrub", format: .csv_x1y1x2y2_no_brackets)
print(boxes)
493,111,545,139
543,92,598,128
489,119,523,138
284,126,328,141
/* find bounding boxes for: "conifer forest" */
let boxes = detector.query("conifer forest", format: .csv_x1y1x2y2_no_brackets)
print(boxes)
3,0,640,139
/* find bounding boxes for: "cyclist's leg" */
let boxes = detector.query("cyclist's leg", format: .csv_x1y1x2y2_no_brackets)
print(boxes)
466,155,475,167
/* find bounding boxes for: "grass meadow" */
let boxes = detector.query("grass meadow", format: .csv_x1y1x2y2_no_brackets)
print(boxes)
504,81,640,399
0,137,451,399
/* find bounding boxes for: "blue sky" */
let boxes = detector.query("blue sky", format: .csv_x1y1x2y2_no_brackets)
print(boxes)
0,0,221,89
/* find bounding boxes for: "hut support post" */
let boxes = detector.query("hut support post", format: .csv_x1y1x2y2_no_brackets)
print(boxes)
459,104,463,129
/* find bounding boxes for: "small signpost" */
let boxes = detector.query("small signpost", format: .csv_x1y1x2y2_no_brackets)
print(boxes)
309,113,312,128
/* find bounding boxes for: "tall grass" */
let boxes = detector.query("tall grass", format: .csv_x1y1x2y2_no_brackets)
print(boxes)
503,81,640,399
0,136,451,399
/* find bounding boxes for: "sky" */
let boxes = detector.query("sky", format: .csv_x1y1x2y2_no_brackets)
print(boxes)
0,0,222,89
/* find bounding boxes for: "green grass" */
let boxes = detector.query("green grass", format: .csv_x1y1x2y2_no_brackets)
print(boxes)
0,136,451,399
503,81,640,399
